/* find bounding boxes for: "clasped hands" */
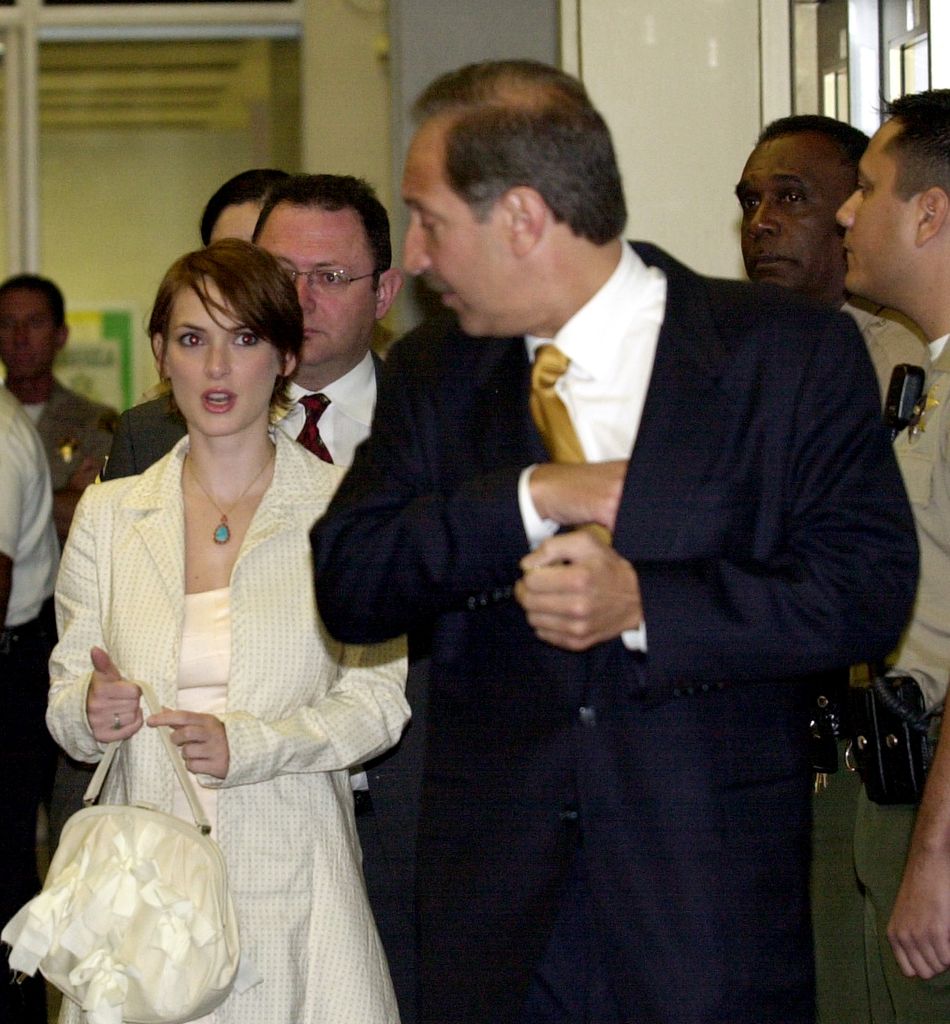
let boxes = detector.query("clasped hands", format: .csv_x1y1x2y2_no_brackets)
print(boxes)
86,645,229,778
515,461,643,652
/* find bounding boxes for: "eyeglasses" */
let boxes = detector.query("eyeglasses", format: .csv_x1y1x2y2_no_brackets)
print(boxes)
282,265,377,292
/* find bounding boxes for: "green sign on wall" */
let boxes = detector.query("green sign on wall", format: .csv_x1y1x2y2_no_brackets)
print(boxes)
56,307,136,412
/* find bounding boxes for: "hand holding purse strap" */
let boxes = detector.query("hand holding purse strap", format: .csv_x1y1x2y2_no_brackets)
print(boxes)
81,679,213,835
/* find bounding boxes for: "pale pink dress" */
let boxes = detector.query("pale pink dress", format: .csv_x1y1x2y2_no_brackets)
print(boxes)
171,586,231,1023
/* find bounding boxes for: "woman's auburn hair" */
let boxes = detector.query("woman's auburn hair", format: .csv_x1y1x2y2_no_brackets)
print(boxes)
149,238,303,413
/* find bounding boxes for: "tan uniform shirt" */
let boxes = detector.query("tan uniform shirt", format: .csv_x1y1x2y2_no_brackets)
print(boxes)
890,337,950,710
32,379,117,491
844,300,927,404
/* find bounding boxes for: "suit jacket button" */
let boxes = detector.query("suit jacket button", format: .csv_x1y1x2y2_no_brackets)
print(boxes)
559,806,579,822
578,705,596,727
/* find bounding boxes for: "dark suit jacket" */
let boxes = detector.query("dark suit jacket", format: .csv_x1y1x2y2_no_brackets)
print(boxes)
311,243,918,1024
102,354,423,1024
102,396,186,480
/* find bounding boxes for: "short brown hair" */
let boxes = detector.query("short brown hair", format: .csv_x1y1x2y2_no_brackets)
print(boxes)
254,173,392,279
883,90,950,200
412,60,626,245
149,238,302,409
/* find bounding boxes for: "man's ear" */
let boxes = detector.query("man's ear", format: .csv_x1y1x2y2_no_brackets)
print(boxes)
374,267,403,320
53,323,69,354
498,186,549,257
916,186,949,246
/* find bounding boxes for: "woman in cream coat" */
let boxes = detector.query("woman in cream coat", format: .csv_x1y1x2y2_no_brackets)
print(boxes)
46,240,408,1024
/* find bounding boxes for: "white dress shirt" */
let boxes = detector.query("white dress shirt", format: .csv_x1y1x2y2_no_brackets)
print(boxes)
282,351,376,466
0,386,59,626
518,242,667,648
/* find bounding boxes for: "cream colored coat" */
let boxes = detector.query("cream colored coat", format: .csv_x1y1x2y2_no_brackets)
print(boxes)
47,431,409,1024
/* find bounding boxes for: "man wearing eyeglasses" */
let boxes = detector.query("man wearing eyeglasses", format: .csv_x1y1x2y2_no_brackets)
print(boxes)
105,174,402,473
246,174,402,462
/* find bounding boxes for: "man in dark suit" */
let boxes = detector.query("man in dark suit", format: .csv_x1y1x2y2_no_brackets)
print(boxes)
310,60,919,1024
735,115,926,1024
101,175,424,1024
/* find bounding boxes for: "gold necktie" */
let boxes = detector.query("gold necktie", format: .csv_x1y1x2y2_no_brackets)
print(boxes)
529,344,611,543
530,344,585,463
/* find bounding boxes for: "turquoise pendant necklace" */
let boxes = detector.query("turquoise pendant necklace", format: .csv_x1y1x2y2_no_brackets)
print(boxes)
186,450,274,545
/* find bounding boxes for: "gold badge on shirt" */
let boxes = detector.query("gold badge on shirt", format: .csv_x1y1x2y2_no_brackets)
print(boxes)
57,437,80,463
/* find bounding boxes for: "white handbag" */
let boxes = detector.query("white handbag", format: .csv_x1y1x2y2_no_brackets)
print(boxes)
3,682,244,1024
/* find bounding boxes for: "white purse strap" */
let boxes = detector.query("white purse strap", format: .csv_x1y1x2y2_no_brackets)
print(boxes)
82,679,213,835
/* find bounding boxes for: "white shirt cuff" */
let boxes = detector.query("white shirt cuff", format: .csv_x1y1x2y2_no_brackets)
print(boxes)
621,623,647,652
519,466,648,651
518,465,559,549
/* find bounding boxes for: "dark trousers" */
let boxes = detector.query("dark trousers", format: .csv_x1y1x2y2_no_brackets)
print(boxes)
1,604,56,1024
355,790,417,1024
522,846,620,1024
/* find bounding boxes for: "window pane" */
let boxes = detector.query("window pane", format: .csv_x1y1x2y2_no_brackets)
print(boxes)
902,36,930,94
38,35,300,406
793,0,850,115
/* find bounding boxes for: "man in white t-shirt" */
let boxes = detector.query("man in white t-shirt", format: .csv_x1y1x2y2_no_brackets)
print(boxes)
0,383,58,1024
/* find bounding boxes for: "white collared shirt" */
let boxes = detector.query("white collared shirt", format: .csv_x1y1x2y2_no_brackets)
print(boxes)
281,351,376,466
518,242,668,649
519,242,667,534
929,334,949,362
0,386,59,626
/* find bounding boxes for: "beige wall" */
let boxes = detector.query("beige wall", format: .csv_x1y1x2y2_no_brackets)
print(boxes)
42,128,256,402
564,0,768,280
18,3,395,406
561,1,792,280
302,0,392,211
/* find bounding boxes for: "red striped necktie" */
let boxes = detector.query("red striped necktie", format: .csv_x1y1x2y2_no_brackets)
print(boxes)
297,393,334,464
